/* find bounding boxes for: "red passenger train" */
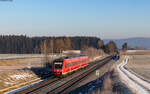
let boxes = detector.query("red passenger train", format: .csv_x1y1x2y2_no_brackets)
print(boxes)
52,56,89,76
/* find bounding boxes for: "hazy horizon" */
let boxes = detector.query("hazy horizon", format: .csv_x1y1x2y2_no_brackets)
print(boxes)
0,0,150,39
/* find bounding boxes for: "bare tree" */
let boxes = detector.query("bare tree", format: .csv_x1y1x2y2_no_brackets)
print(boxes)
40,40,49,67
49,39,54,64
104,41,118,55
82,46,104,60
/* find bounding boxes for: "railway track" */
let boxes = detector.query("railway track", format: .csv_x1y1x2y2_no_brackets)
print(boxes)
15,78,59,94
48,56,112,94
15,56,112,94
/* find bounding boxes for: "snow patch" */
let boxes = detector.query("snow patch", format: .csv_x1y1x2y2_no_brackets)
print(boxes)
5,79,42,94
126,50,137,53
10,73,32,80
117,56,149,94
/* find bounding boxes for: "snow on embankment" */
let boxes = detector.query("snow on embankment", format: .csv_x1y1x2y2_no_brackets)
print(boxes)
0,70,39,93
5,79,42,94
117,56,150,94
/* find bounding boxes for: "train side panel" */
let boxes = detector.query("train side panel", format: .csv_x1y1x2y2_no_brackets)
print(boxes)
62,60,71,75
71,58,80,71
54,56,89,76
81,57,89,67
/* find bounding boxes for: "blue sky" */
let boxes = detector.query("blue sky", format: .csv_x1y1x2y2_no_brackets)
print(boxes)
0,0,150,39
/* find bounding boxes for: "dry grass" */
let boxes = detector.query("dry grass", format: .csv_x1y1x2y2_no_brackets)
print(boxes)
0,54,57,71
0,58,45,73
0,58,42,66
0,54,59,93
0,54,45,67
0,70,38,90
126,55,150,81
126,50,150,55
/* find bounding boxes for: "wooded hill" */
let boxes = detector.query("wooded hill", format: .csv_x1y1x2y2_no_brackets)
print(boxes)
0,35,117,54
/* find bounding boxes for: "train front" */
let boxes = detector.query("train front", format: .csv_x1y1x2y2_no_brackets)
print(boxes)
52,59,63,76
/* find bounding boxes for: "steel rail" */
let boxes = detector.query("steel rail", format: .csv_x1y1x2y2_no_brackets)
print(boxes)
15,77,59,94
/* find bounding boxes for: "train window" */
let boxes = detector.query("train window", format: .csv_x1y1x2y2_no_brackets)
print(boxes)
65,62,70,68
72,61,77,66
72,62,75,66
55,62,63,69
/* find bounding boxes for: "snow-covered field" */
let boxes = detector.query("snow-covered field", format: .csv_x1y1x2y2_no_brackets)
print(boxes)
0,54,60,60
0,54,59,93
126,55,150,81
5,79,42,94
117,56,150,94
0,70,38,90
126,50,150,55
126,50,138,53
0,54,60,70
0,54,44,60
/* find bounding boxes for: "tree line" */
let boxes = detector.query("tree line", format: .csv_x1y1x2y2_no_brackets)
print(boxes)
0,35,118,54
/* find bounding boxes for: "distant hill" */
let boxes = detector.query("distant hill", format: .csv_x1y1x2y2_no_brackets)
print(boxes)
104,37,150,50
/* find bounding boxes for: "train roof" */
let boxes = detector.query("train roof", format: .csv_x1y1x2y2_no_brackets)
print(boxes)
65,55,88,60
54,55,88,62
54,56,68,62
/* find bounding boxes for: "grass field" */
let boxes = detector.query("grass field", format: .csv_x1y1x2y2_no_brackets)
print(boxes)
0,54,58,91
126,55,150,81
0,57,43,66
126,50,150,55
0,69,38,90
0,54,59,71
0,54,104,92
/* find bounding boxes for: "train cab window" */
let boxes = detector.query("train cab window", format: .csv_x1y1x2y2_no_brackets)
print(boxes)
54,62,63,69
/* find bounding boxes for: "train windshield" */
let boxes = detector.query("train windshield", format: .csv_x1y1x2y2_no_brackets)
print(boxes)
54,62,63,69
